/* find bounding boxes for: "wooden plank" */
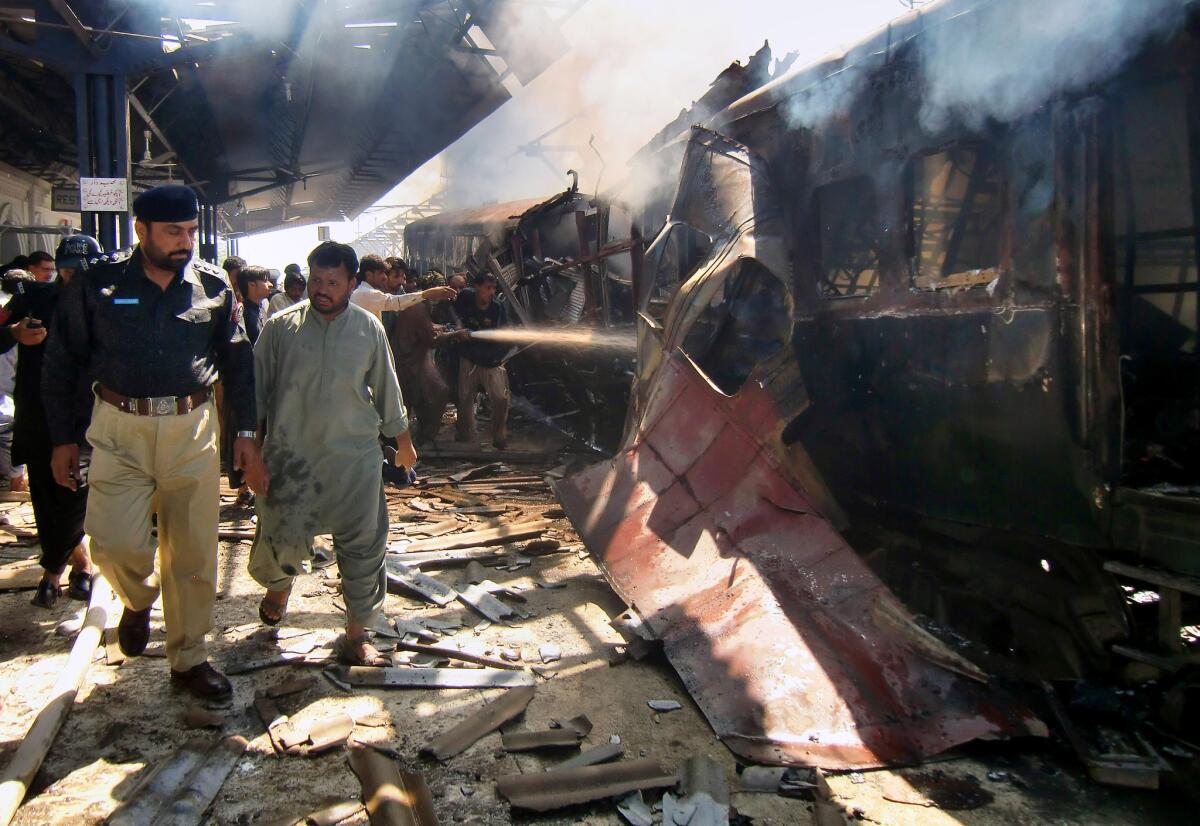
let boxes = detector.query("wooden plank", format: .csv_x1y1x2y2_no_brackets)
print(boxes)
0,558,41,592
420,488,487,508
0,577,115,826
388,546,507,568
401,520,553,554
1103,560,1200,597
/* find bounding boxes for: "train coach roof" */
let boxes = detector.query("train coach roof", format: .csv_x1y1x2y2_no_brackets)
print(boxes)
711,0,1198,130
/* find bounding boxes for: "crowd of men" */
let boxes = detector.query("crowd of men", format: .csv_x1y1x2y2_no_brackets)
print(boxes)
0,184,512,699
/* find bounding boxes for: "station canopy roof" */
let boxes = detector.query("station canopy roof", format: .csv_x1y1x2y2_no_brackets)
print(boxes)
0,0,571,235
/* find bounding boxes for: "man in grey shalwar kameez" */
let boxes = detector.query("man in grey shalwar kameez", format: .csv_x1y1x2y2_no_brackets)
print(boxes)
248,241,418,664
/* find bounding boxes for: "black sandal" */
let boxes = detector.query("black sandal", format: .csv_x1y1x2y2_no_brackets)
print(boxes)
67,570,93,602
32,578,60,609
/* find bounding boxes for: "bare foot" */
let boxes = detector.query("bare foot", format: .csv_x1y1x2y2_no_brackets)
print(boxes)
335,633,387,666
258,588,290,625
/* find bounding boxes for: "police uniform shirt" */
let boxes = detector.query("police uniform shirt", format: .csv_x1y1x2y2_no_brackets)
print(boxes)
42,249,256,445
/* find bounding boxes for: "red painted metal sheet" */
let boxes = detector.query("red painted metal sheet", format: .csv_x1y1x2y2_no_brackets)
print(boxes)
555,352,1045,769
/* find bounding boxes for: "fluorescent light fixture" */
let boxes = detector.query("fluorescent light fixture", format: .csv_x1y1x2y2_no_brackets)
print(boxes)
345,21,398,28
293,200,314,205
352,43,371,49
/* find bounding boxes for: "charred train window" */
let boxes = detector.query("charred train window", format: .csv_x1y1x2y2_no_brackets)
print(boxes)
1112,76,1199,486
910,144,1004,289
643,223,713,322
1114,79,1198,355
680,259,791,396
814,177,880,298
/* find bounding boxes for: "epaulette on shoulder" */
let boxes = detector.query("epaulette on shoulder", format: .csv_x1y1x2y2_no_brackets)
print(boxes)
192,259,225,280
86,246,134,268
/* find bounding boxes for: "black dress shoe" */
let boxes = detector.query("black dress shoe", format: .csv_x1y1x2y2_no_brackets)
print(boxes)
170,662,232,700
67,570,93,602
118,606,152,656
31,578,60,609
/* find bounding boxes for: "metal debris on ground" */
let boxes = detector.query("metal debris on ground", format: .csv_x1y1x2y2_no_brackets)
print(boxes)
106,735,248,826
555,352,1046,767
665,754,730,826
223,650,307,675
501,728,583,752
383,558,459,606
273,798,366,826
331,665,535,689
299,714,356,756
347,743,440,825
390,639,524,670
549,742,624,771
555,714,593,736
648,700,681,713
616,790,655,826
738,766,787,793
421,685,535,761
393,618,440,643
463,560,489,584
496,758,677,812
456,582,517,623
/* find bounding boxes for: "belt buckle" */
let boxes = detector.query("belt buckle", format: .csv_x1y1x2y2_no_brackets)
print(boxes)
147,395,175,416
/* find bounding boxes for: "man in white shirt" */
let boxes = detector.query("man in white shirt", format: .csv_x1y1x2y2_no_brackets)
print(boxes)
351,254,455,321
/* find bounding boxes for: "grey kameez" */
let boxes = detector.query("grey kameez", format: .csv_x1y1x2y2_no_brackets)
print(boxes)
248,300,408,625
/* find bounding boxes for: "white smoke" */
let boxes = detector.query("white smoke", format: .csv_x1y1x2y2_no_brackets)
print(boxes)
423,0,904,211
917,0,1191,132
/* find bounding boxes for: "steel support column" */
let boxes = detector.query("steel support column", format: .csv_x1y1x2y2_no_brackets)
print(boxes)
75,72,131,251
198,203,217,263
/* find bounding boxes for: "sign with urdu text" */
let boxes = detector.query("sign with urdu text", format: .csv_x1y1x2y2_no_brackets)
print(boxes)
79,178,129,212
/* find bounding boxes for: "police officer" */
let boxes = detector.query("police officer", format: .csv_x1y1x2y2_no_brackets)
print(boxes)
42,184,265,700
0,235,101,608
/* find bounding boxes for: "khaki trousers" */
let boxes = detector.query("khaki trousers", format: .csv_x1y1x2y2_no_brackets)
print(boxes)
85,396,220,671
456,357,510,443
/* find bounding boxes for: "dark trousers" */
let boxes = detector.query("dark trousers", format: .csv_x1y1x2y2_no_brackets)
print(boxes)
28,451,88,574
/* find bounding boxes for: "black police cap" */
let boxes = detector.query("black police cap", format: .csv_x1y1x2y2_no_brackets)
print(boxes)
132,184,198,223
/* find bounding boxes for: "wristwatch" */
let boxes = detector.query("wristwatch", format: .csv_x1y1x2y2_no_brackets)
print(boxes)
235,430,257,439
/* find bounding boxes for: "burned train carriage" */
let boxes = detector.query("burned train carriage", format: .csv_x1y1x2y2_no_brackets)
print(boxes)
629,2,1200,688
404,187,639,450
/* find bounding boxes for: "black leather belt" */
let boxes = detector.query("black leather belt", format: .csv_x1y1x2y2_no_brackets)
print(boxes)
98,384,210,416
